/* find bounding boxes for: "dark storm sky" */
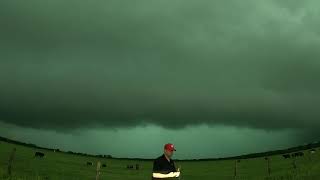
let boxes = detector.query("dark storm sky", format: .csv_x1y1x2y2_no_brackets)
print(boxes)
0,0,320,159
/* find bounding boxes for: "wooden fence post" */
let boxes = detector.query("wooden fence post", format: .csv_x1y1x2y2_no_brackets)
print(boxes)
7,147,16,177
264,157,271,177
178,165,181,180
267,157,271,176
96,161,101,180
234,160,237,180
292,157,297,169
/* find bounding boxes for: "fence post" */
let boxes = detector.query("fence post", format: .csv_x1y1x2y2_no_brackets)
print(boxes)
267,157,271,176
96,161,101,180
308,150,312,162
234,160,237,180
292,157,297,169
7,147,16,177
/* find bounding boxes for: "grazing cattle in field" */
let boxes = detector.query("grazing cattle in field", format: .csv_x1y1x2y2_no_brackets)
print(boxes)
102,163,107,167
310,149,316,154
34,152,45,158
86,162,93,166
127,165,134,169
292,152,304,157
135,163,139,170
237,159,241,163
264,157,269,160
283,154,291,159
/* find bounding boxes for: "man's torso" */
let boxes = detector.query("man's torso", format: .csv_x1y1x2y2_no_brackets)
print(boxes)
152,154,177,174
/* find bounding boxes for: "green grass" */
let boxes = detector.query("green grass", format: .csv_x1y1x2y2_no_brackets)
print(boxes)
1,141,320,180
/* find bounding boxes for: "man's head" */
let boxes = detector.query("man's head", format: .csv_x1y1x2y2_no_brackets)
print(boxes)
163,143,176,158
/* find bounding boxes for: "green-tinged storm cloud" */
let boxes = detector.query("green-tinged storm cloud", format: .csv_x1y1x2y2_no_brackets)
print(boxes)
0,0,320,158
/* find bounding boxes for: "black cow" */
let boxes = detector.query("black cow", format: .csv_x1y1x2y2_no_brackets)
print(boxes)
87,162,93,166
292,152,304,157
34,152,45,158
283,154,291,159
102,163,107,167
127,165,134,169
135,163,139,170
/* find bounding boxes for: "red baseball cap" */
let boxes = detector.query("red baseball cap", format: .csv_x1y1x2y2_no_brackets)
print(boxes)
164,143,176,151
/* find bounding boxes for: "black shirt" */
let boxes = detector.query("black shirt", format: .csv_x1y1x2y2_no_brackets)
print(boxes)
152,154,177,174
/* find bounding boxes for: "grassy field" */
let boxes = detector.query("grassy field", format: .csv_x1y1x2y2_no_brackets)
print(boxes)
1,140,320,180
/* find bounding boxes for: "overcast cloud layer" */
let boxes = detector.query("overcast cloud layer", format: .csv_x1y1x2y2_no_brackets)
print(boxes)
1,1,320,133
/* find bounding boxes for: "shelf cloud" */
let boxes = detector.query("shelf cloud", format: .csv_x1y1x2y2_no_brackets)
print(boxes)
1,0,320,135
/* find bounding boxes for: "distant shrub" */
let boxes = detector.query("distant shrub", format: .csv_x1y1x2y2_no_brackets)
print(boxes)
103,155,112,158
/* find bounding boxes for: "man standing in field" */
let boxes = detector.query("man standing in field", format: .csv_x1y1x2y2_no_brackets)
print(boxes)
152,143,180,179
